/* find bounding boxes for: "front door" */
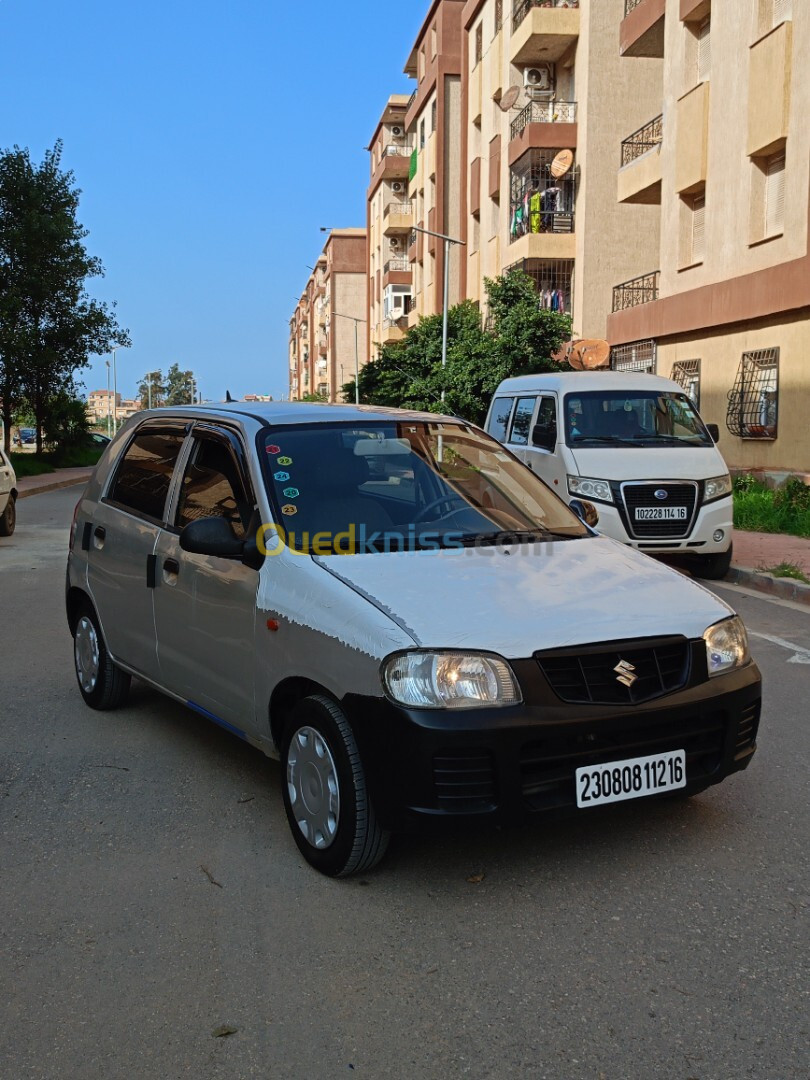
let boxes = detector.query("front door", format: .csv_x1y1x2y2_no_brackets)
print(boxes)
153,425,259,731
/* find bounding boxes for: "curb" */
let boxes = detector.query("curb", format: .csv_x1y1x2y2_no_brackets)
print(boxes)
723,565,810,607
17,474,91,500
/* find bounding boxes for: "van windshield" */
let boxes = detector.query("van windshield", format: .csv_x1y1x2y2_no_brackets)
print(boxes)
564,391,712,448
260,420,588,554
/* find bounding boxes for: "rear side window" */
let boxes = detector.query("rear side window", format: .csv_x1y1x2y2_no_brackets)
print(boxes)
487,397,515,442
108,431,185,521
508,397,537,446
175,438,251,539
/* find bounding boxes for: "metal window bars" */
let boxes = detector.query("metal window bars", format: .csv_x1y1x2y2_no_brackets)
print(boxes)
495,0,504,32
510,101,578,141
624,0,645,15
612,271,660,312
509,149,577,242
504,258,574,314
671,359,701,407
621,114,663,166
610,340,657,374
726,349,779,439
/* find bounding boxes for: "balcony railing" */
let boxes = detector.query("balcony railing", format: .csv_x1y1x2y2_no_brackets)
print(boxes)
384,257,410,274
510,100,577,140
383,315,408,329
514,0,579,30
407,89,417,111
612,271,660,312
407,296,417,312
620,114,663,166
624,0,644,14
384,200,414,218
381,142,413,158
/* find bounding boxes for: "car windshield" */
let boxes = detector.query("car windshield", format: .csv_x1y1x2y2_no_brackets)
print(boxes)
260,420,588,554
564,390,712,447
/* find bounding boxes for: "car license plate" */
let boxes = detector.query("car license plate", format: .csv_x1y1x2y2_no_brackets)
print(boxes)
576,749,686,808
634,506,688,521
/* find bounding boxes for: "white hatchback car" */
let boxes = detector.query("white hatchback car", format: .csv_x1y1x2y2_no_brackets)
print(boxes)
0,446,18,536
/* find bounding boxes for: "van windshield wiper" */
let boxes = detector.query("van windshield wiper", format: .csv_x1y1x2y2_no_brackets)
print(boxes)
570,435,636,445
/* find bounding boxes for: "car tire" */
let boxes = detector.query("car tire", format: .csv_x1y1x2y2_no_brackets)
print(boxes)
695,544,733,581
281,695,390,877
73,601,131,710
0,494,16,536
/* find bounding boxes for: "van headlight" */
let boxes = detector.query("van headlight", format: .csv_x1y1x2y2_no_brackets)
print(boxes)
704,474,732,503
703,617,749,677
568,475,613,504
383,651,521,709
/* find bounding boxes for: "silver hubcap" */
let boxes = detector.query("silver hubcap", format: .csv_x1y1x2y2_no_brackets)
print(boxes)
75,616,100,694
287,726,340,850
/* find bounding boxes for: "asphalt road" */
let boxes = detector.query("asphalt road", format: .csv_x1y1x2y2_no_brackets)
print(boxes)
1,488,808,1080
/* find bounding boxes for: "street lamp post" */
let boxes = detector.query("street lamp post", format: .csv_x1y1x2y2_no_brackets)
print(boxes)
410,225,465,402
105,361,111,437
110,344,129,432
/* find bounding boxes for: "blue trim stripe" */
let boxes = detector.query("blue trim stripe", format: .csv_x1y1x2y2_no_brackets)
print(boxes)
187,700,247,741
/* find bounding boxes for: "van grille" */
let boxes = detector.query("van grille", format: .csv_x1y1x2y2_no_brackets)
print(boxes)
619,482,698,539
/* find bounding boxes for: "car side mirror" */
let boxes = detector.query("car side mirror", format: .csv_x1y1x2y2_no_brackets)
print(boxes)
569,499,599,528
706,423,720,443
531,424,556,452
179,517,246,561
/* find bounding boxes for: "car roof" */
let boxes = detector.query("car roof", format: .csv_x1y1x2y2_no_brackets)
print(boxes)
493,371,683,394
143,402,458,427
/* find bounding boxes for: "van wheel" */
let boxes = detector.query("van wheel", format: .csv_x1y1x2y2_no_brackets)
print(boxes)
695,544,733,581
0,494,16,536
73,602,131,710
281,695,390,877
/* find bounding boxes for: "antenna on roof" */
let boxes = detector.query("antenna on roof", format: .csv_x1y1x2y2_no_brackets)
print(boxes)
225,390,234,402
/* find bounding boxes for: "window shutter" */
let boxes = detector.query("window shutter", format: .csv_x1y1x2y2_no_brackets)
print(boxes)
691,195,706,262
765,154,786,236
697,18,711,82
773,0,792,27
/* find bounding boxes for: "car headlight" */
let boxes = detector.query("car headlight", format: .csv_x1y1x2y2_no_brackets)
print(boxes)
704,474,732,503
382,651,521,709
567,475,613,504
703,616,749,677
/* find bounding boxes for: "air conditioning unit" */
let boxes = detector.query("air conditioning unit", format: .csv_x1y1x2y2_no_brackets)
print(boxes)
391,125,404,138
389,237,401,250
524,65,554,92
392,181,405,194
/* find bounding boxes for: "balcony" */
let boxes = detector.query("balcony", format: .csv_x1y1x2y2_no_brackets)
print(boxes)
511,1,580,66
509,149,577,259
618,114,663,204
383,200,414,236
382,316,408,344
384,257,410,274
612,271,660,312
511,100,577,141
620,0,665,58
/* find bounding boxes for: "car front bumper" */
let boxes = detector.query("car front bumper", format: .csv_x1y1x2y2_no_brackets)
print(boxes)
343,657,761,832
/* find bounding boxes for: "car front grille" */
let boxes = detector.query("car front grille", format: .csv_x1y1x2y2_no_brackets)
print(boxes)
535,638,691,706
433,749,497,812
619,482,699,539
520,714,725,812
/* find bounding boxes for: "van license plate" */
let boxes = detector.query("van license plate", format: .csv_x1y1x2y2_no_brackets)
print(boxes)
576,749,686,808
634,507,687,521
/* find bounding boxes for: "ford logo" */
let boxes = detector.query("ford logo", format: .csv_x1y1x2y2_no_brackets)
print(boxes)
654,489,668,500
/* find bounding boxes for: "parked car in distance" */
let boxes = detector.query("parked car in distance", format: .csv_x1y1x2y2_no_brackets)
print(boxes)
485,372,734,579
87,432,111,446
19,428,37,445
0,446,18,536
66,403,761,876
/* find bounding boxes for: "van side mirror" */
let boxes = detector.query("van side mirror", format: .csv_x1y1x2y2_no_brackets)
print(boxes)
706,423,720,443
569,499,599,528
531,424,556,452
180,517,247,561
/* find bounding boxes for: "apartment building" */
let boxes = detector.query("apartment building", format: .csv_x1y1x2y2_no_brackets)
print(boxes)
607,0,808,476
289,229,368,401
461,0,663,338
86,390,141,428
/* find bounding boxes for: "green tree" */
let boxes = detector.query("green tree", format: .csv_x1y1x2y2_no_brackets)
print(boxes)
137,370,166,409
301,391,328,403
165,362,196,406
0,141,129,454
41,385,90,453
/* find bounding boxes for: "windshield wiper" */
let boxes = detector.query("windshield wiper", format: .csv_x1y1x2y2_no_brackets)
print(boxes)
457,529,580,546
629,433,704,443
570,435,636,445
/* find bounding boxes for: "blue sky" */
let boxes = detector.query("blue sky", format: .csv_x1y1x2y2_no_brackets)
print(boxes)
0,0,425,401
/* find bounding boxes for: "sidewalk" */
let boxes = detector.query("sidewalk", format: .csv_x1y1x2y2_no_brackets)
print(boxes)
16,467,93,499
728,529,810,606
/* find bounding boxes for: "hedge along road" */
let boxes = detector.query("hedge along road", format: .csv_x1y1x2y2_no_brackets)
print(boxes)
1,486,808,1080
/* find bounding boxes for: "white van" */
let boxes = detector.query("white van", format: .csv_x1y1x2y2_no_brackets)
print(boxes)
485,372,733,579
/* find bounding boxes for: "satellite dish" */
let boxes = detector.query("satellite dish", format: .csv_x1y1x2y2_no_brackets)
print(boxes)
499,85,522,111
570,339,611,370
551,149,574,178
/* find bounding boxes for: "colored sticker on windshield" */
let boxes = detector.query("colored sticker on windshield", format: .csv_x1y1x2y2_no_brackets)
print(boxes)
267,444,281,454
282,487,299,499
281,504,297,516
277,456,292,466
274,471,290,482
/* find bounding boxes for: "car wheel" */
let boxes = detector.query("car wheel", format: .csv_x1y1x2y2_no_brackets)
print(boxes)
73,602,131,710
0,494,16,536
695,544,733,581
281,695,390,877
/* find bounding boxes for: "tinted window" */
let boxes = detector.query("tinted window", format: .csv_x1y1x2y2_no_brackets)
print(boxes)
109,431,184,520
176,438,251,539
508,397,537,446
487,397,514,442
534,397,557,444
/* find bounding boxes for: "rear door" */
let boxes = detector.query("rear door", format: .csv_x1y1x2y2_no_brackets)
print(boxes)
87,420,187,682
485,396,516,445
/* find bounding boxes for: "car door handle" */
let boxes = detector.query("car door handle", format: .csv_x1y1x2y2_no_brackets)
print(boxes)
163,557,180,583
93,525,106,549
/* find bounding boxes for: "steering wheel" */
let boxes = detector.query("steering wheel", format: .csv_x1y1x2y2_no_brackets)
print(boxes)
413,493,468,523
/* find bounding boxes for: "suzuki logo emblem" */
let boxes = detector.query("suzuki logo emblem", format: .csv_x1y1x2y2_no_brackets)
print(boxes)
654,489,668,500
614,659,638,687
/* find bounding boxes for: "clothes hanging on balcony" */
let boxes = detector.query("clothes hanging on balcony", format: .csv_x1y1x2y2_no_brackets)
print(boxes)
541,186,561,230
529,191,542,233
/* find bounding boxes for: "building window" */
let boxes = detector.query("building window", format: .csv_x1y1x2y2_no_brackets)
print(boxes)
471,213,481,254
765,152,786,237
697,17,711,83
509,149,576,241
773,0,792,27
726,348,779,439
671,359,701,408
495,0,504,32
475,23,483,65
420,119,426,149
431,25,437,58
431,99,437,133
611,341,657,374
690,192,706,263
504,258,574,314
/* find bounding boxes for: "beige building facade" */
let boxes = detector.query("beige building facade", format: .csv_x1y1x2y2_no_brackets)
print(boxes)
608,0,809,475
